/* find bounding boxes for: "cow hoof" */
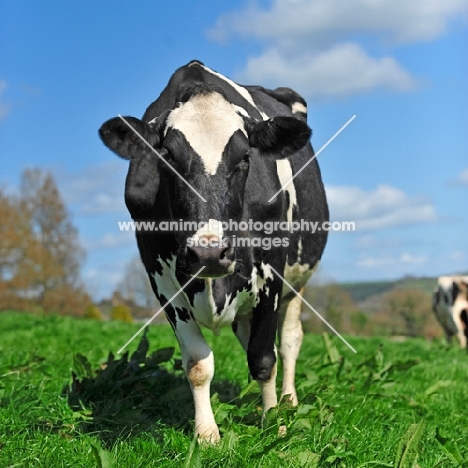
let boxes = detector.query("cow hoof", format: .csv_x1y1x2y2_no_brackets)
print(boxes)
278,425,287,437
196,426,221,444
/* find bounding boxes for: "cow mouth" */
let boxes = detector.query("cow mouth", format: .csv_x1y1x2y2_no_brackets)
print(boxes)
184,238,237,278
189,259,237,278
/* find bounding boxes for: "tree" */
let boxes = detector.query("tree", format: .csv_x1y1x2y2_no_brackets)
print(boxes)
376,288,441,338
117,255,158,310
303,283,357,334
0,168,89,316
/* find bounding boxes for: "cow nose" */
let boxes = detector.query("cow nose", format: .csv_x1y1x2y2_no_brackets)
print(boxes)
186,236,235,277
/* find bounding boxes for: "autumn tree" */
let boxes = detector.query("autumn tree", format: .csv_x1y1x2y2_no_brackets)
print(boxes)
117,255,159,310
373,288,441,338
303,283,357,334
0,168,89,316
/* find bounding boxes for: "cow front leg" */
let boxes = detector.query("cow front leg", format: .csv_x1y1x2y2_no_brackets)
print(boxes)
233,316,278,412
247,288,281,417
278,287,304,405
174,319,220,442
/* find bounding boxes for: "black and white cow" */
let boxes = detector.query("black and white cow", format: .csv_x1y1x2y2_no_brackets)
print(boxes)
432,275,468,348
99,61,328,441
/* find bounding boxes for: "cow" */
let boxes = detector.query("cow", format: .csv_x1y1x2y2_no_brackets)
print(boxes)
432,275,468,348
99,60,329,442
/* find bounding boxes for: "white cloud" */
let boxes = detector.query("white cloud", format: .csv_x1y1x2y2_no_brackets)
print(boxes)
0,81,11,122
58,161,128,215
209,0,468,46
326,184,438,229
238,44,418,98
83,231,134,251
209,0,467,98
450,168,468,186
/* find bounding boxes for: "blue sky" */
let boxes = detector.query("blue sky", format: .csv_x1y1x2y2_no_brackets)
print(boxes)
1,0,467,299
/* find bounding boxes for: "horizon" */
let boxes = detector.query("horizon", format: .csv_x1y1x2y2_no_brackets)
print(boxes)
1,1,467,299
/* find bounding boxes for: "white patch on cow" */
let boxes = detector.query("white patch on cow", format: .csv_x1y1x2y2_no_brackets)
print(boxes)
197,63,269,120
192,280,255,335
297,238,303,263
152,255,187,308
256,262,274,297
283,261,318,294
233,105,250,118
166,92,247,175
291,102,307,115
276,159,297,225
274,293,279,311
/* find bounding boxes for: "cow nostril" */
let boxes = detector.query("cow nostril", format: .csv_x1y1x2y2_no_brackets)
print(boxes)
220,239,233,261
186,245,200,264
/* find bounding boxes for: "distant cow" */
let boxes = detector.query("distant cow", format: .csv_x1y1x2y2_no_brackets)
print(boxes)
99,61,328,441
432,276,468,348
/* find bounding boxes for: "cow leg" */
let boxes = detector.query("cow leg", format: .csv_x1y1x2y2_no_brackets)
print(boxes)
461,310,468,350
174,319,220,442
455,310,468,348
278,287,304,405
232,316,278,414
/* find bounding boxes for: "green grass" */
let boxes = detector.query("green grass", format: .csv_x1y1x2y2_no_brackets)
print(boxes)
1,311,467,467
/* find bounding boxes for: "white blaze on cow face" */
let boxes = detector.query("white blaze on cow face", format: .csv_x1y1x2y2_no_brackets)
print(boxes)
166,92,247,175
195,62,269,120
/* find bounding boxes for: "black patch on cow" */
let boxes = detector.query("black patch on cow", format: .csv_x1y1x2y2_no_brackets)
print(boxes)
432,288,441,312
160,296,176,327
452,282,460,304
246,117,311,158
176,307,192,323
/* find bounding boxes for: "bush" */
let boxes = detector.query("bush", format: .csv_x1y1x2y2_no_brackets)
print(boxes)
110,304,133,322
84,304,103,320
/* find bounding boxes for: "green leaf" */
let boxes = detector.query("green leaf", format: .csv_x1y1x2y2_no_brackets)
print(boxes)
238,380,259,399
322,332,342,364
394,420,425,468
73,353,93,378
424,380,452,396
184,435,202,468
434,427,466,466
130,329,149,364
297,450,320,467
89,440,116,468
147,347,175,365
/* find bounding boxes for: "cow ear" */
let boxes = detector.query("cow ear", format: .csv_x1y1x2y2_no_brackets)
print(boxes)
247,117,311,158
99,114,165,160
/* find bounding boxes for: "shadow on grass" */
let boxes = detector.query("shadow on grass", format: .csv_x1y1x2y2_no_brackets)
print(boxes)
61,330,241,446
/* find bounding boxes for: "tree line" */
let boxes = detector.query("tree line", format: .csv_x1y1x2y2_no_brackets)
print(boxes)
0,168,444,340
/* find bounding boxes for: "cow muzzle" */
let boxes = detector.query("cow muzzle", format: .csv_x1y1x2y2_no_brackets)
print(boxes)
185,236,235,278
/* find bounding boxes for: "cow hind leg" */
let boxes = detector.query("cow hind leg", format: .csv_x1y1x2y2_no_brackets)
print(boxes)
175,319,220,443
278,287,305,405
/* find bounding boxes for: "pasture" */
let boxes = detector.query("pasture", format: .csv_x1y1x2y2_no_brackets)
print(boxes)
0,311,467,467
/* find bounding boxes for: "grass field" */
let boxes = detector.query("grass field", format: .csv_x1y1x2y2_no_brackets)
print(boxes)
0,311,467,467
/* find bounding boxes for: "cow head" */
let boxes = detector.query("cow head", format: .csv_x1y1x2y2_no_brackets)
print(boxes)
99,83,311,278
